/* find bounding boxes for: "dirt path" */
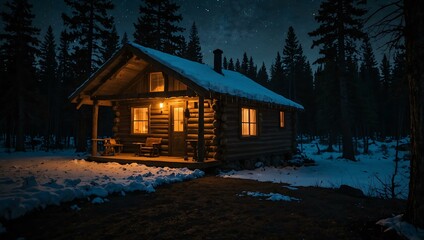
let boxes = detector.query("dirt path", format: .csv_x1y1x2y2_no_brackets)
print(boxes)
2,176,405,239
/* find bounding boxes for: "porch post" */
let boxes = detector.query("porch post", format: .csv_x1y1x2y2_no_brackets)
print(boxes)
91,100,99,156
197,96,205,162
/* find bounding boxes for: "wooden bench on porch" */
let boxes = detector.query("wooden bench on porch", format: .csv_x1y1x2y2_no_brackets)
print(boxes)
134,137,162,157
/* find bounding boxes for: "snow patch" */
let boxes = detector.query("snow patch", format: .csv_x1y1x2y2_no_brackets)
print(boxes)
376,215,424,240
221,139,410,199
239,191,300,202
0,152,204,220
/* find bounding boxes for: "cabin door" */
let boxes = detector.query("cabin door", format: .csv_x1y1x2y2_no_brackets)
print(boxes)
170,104,185,156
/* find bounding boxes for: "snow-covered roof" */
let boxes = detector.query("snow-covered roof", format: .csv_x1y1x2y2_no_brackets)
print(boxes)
128,42,303,110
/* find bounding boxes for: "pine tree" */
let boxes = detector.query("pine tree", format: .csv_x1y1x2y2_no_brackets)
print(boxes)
247,56,257,80
62,0,114,78
240,52,249,75
391,49,409,137
57,30,75,147
314,62,341,151
282,26,301,99
404,0,424,228
121,32,128,47
186,22,202,63
256,62,269,87
176,35,187,58
223,57,228,70
270,52,284,96
39,26,59,149
133,0,184,55
309,0,366,160
62,0,114,152
356,36,380,147
101,25,120,62
0,0,40,151
379,54,391,137
235,59,241,72
228,58,235,71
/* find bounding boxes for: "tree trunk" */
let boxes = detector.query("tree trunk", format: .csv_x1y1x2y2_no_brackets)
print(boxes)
404,0,424,228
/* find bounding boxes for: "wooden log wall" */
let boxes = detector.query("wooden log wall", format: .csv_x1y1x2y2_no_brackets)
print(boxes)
218,101,295,162
113,97,216,159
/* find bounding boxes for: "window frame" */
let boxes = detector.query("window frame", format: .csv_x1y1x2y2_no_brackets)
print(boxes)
131,106,150,135
241,107,258,137
279,111,285,128
149,72,165,92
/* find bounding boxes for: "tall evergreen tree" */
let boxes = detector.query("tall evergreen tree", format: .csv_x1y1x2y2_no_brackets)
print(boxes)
256,62,269,87
356,36,380,147
62,0,114,152
101,25,119,62
379,54,391,137
247,56,257,80
223,57,228,70
391,49,409,137
404,0,424,228
228,58,235,71
133,0,184,55
240,52,249,75
309,0,366,161
57,30,74,147
186,22,202,63
39,26,59,149
62,0,114,80
120,32,128,47
176,35,187,58
270,52,284,96
282,26,301,99
235,59,241,72
0,0,40,151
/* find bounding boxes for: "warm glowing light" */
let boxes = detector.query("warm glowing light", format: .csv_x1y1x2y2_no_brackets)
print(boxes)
159,102,164,109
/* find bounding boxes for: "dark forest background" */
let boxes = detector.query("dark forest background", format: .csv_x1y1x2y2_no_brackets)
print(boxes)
0,0,408,156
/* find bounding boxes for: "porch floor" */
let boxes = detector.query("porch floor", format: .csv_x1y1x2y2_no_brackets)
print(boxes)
88,153,221,170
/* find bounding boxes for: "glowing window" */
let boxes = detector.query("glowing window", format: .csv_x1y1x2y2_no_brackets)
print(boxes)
173,107,184,132
280,111,285,128
241,108,257,136
149,72,165,92
132,107,149,134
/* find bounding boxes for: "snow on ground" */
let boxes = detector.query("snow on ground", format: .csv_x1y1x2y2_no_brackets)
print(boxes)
238,191,300,202
0,150,204,221
221,138,410,199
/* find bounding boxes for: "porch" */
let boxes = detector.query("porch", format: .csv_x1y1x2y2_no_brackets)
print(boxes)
88,153,221,170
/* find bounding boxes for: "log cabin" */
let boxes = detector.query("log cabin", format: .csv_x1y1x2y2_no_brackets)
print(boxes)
69,42,303,169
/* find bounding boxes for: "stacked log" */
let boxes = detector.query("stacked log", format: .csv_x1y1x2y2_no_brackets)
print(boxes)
112,104,120,138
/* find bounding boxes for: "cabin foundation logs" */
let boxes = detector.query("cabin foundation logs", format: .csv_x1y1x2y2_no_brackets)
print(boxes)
112,104,120,138
212,99,226,161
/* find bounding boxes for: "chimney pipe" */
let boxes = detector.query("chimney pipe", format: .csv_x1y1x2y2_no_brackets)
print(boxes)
213,49,223,74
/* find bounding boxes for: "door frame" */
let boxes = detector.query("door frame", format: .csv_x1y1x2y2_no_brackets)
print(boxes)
169,103,186,156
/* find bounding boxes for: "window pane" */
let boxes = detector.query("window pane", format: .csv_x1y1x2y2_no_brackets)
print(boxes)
250,109,256,123
242,123,249,135
173,107,184,132
280,111,285,128
150,72,165,92
132,107,148,134
242,108,249,123
250,123,257,136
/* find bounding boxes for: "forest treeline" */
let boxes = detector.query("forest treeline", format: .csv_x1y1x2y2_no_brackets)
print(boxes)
0,0,408,154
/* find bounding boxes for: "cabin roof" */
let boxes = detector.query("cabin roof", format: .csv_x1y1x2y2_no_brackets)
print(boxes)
70,42,303,110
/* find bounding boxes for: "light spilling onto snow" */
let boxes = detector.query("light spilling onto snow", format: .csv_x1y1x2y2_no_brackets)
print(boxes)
221,138,410,199
0,153,204,220
238,191,300,202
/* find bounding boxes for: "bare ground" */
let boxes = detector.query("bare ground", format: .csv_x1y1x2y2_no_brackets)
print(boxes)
2,176,405,240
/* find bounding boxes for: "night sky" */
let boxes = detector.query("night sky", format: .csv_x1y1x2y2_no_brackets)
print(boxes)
2,0,391,71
